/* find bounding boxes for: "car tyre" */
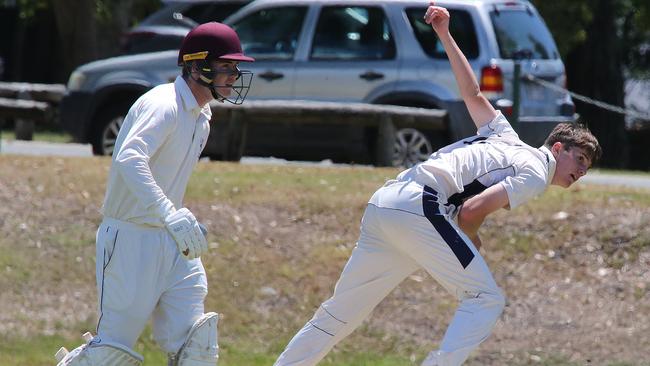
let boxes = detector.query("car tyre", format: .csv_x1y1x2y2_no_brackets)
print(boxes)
374,101,447,167
392,128,435,168
91,102,130,155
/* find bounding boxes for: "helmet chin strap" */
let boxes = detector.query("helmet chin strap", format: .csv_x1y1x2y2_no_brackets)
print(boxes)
208,85,227,103
194,67,232,103
189,68,226,103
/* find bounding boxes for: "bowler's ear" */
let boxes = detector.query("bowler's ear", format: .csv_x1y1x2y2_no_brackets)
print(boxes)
551,141,563,156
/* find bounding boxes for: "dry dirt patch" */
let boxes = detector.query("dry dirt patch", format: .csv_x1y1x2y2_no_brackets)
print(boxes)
0,156,648,365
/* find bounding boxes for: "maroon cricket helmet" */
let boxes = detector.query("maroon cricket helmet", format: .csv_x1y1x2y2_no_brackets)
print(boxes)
177,22,254,66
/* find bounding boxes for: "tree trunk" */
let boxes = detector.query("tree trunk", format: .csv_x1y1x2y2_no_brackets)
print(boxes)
566,0,628,168
95,0,135,58
51,0,98,79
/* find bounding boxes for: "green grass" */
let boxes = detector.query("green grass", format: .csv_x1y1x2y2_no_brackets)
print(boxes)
1,156,649,365
0,128,73,143
1,330,416,366
9,332,645,366
504,353,649,366
320,352,415,366
589,168,650,177
186,162,394,211
0,334,70,365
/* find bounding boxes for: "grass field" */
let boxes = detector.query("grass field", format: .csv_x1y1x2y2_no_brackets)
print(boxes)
0,155,649,365
0,128,74,143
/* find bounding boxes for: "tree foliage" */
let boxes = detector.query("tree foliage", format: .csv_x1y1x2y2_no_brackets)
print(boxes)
6,0,161,81
533,0,650,77
532,0,650,168
15,0,48,22
5,0,648,168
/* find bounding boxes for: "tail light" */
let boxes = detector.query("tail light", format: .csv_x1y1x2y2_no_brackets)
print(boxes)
480,65,504,93
496,99,513,116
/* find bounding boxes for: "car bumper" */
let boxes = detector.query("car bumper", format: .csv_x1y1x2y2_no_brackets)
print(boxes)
59,90,94,143
518,115,577,123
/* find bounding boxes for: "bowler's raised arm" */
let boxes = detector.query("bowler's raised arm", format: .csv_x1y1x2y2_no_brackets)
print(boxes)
424,2,497,129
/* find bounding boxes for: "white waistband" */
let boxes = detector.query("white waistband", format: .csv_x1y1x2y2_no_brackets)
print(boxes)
102,217,164,233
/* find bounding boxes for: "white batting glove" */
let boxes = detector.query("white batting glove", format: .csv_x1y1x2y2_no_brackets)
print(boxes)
164,208,208,259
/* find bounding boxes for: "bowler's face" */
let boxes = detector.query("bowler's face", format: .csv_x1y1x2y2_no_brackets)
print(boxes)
552,143,592,188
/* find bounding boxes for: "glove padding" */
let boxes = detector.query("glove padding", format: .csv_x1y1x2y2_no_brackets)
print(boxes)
164,208,208,259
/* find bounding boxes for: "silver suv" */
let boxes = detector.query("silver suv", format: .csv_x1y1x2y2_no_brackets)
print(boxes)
121,0,250,54
60,0,574,166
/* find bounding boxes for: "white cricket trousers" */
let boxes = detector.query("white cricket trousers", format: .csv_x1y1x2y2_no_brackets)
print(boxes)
274,203,505,366
95,217,208,354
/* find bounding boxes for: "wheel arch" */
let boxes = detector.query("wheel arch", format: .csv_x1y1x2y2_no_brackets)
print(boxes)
85,84,150,142
372,91,444,110
372,91,452,143
368,92,452,166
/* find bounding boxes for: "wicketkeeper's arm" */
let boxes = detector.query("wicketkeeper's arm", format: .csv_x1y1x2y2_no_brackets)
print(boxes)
112,101,179,222
113,106,208,259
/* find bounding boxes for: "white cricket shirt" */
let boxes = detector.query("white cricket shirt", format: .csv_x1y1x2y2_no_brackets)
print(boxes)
101,76,211,227
370,112,556,216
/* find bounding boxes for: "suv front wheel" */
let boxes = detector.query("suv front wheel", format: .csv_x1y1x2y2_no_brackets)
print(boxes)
393,128,434,167
375,100,447,167
91,103,129,155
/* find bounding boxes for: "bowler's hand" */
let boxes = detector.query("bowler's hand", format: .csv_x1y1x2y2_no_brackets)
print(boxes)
424,2,450,35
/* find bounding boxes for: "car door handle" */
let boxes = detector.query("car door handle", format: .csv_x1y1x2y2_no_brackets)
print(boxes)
359,71,384,81
259,71,284,81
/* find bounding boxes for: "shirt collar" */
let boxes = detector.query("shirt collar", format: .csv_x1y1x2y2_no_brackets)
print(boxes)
175,76,212,119
539,145,557,186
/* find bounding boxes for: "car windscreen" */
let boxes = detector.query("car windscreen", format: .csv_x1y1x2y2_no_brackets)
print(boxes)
184,3,245,23
406,8,479,60
140,3,193,27
490,9,559,60
232,6,308,61
140,2,246,28
311,6,396,60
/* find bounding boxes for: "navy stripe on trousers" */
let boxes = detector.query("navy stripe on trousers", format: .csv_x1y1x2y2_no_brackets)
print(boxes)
422,185,475,269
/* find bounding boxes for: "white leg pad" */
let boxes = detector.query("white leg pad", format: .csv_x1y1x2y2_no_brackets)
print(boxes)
171,312,219,366
56,338,143,366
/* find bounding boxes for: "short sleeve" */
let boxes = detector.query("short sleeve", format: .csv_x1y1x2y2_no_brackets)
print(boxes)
500,164,547,209
477,111,519,139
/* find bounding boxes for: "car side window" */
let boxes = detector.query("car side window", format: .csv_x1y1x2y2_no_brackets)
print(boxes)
310,6,396,61
188,3,247,23
182,4,213,24
490,9,559,59
406,8,479,60
232,6,308,61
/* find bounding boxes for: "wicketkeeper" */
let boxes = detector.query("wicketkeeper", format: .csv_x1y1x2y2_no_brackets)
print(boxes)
274,3,601,366
56,22,254,365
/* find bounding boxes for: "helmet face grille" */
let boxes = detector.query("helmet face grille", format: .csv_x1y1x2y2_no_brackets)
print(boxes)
212,70,253,105
184,60,253,104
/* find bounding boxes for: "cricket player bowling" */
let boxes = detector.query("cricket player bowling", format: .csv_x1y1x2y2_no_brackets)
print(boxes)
273,3,601,365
